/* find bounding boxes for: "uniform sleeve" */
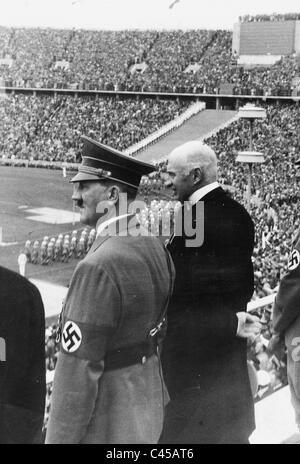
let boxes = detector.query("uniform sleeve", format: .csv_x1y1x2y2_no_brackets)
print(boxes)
45,261,121,444
273,242,300,336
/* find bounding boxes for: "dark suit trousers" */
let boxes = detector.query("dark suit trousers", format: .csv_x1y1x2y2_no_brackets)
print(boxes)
159,387,251,444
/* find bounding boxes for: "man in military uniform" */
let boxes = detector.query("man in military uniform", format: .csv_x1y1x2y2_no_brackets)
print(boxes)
270,229,300,432
31,240,39,264
46,136,174,444
40,238,48,265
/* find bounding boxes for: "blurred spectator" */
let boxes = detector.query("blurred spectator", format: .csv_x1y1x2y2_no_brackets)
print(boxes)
0,266,45,443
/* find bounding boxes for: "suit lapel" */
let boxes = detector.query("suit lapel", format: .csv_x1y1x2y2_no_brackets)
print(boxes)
169,189,224,250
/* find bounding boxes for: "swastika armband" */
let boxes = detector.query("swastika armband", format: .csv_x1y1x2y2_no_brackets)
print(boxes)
62,321,82,353
288,249,300,271
60,318,115,362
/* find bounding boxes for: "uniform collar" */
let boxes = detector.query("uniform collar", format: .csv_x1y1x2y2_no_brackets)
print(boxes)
96,213,132,237
89,213,136,254
188,181,220,206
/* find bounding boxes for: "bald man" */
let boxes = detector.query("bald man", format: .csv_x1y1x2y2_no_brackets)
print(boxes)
159,141,260,444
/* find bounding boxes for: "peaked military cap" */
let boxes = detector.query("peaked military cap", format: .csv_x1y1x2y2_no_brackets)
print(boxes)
71,136,155,189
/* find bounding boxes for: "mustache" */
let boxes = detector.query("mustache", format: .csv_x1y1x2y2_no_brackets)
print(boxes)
74,200,83,208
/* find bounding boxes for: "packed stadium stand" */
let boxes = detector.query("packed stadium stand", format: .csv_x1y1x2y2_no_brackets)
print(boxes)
0,27,299,95
239,13,300,22
0,94,190,160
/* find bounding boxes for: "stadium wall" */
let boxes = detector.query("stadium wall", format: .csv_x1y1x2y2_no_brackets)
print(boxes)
237,55,282,66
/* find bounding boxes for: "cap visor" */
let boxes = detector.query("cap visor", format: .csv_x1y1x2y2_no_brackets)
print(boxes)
70,172,102,183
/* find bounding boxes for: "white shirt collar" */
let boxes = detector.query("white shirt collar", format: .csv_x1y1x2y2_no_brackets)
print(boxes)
96,213,132,237
188,181,220,206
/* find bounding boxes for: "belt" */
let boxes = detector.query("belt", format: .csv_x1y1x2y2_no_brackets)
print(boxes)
104,337,159,371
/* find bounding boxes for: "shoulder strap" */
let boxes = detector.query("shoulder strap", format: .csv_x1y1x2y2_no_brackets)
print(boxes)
149,243,174,338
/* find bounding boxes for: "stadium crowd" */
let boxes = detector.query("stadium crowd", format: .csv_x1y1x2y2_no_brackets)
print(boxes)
205,103,300,299
239,12,300,22
0,94,189,161
229,54,298,97
0,27,299,96
44,323,59,434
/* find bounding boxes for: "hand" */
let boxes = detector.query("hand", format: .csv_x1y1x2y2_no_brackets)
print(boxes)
236,312,262,340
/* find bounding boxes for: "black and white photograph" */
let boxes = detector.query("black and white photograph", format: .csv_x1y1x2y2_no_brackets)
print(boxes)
0,0,300,446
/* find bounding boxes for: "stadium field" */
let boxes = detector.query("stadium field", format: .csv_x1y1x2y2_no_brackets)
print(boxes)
0,166,81,285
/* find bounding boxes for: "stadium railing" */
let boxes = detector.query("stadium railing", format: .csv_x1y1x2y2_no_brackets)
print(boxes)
247,293,275,313
1,86,299,101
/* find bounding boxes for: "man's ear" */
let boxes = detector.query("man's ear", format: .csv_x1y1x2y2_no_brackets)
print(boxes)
193,167,202,184
107,185,120,204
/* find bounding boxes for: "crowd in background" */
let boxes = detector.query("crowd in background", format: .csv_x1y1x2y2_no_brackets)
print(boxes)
0,94,189,161
0,27,299,96
239,12,300,22
205,103,300,299
229,55,298,97
44,324,58,433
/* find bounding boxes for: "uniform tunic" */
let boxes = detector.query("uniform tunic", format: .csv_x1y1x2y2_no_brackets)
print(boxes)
46,215,174,444
272,232,300,428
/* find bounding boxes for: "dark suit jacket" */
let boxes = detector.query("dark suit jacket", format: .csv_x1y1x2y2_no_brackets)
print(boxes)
0,266,45,444
161,187,255,443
